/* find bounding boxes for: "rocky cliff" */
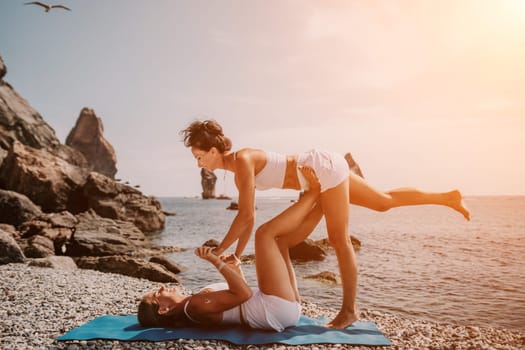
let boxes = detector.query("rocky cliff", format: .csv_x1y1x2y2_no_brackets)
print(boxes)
0,55,5,80
0,53,179,283
66,108,117,178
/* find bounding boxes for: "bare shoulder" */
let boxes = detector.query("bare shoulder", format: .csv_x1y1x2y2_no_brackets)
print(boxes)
198,288,214,294
186,293,223,323
235,148,266,163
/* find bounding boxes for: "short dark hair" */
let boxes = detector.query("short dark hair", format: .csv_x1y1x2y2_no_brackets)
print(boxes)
180,119,232,153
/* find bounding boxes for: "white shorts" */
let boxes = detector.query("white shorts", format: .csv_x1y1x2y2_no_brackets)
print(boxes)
297,150,350,192
243,289,302,332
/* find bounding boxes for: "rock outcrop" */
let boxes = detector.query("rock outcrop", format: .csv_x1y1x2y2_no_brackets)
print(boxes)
304,271,341,285
201,168,217,199
226,201,239,210
66,108,117,178
21,234,56,258
0,189,43,226
64,210,156,257
0,228,25,264
0,57,86,169
0,53,178,283
0,82,60,150
28,256,77,269
0,54,6,80
82,172,165,232
316,236,361,251
75,255,182,283
0,141,164,231
0,141,90,213
19,211,78,256
345,152,364,178
0,223,18,237
289,239,328,261
149,255,186,274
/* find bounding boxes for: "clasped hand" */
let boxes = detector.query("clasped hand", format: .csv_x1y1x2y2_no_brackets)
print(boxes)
195,246,241,267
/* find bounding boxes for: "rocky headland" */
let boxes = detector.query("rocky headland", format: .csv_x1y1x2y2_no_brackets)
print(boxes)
0,53,181,283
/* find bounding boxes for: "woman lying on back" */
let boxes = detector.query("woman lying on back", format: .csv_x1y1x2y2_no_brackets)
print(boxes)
137,167,320,331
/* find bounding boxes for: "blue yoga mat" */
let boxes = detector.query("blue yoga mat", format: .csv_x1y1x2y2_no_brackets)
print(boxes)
57,315,391,346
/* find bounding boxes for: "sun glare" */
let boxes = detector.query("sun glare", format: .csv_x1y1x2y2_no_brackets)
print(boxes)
509,0,525,16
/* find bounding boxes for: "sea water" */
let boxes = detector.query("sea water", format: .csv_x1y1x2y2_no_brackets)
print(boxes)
152,196,525,332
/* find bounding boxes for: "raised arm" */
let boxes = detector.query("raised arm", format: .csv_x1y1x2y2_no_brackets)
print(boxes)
191,246,252,314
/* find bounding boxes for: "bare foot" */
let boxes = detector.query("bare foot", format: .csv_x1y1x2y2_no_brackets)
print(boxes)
448,190,470,221
299,166,320,193
325,309,359,329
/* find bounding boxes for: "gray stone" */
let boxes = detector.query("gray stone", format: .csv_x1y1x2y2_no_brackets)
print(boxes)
0,223,18,237
316,236,361,251
0,228,25,264
75,255,182,283
28,256,77,269
304,271,341,285
82,172,165,232
19,211,78,258
226,201,238,210
149,255,186,274
0,189,42,227
0,141,90,213
22,234,55,258
289,238,327,261
46,211,78,228
65,210,154,257
66,226,140,257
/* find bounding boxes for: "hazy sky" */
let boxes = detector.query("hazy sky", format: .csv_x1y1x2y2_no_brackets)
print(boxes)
1,1,524,197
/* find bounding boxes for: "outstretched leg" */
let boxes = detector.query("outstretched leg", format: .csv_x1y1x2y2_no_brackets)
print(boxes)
349,172,470,220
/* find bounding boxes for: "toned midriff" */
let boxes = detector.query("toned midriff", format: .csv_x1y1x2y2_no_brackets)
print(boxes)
282,155,301,190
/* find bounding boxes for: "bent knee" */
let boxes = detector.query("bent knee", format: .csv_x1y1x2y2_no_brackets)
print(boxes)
255,223,272,240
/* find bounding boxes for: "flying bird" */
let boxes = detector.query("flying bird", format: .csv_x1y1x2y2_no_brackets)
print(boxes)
24,2,71,12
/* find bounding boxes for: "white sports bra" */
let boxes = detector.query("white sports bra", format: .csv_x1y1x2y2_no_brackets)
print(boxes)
183,283,243,324
233,151,308,191
253,151,287,190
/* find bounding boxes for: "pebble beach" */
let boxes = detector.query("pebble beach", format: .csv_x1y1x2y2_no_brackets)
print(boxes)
1,263,523,350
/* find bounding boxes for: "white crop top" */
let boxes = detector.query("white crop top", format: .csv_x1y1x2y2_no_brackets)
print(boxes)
253,151,287,190
192,282,242,324
188,282,301,331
